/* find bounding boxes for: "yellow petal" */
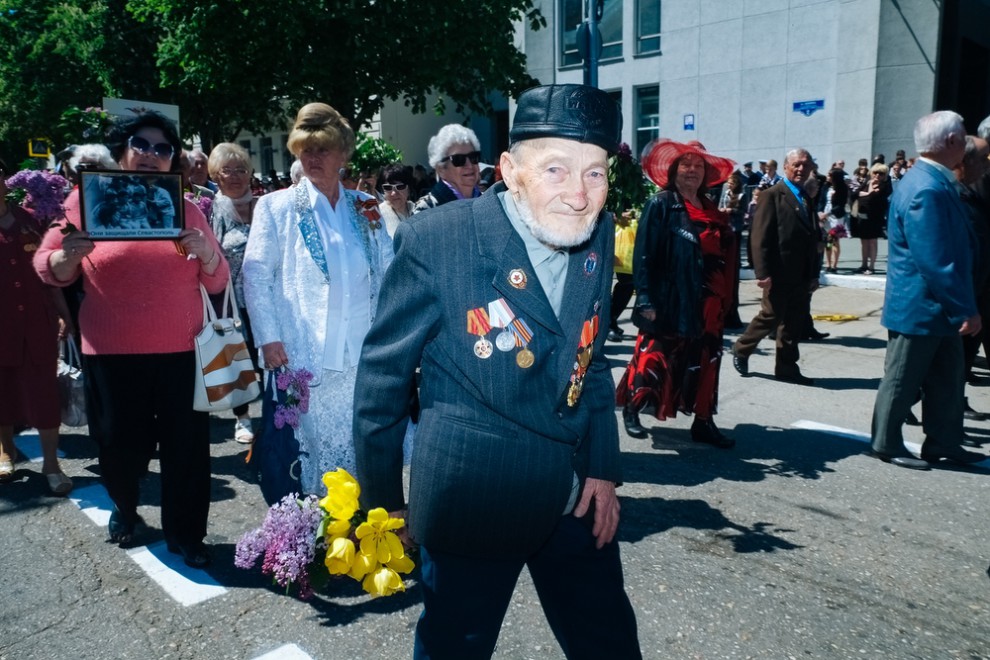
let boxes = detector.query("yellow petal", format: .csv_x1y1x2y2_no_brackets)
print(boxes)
386,553,415,574
363,566,405,597
365,508,389,524
348,549,377,581
324,537,355,575
384,532,404,562
325,518,351,540
358,533,377,558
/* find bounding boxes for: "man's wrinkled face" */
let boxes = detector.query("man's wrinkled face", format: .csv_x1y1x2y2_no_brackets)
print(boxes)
500,138,609,249
784,152,814,186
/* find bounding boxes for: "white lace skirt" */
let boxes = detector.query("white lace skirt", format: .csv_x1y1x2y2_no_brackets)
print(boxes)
295,365,414,496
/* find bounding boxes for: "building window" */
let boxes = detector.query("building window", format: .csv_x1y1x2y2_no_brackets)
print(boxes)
637,1,660,55
635,85,659,158
260,136,274,176
560,0,623,67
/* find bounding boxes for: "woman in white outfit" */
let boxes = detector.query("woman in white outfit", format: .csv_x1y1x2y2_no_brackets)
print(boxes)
242,103,394,494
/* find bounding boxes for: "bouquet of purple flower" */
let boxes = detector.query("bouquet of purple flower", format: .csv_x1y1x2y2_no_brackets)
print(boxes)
234,494,324,599
184,190,213,219
5,170,69,223
274,367,313,430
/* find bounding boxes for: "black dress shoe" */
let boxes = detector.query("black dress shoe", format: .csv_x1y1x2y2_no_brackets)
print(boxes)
920,445,986,465
691,418,735,448
622,407,648,439
805,329,830,341
607,330,624,342
732,352,749,376
868,451,930,470
904,410,921,426
167,540,212,568
775,372,815,386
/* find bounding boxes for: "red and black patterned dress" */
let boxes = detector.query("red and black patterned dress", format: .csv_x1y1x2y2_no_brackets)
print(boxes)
617,200,736,420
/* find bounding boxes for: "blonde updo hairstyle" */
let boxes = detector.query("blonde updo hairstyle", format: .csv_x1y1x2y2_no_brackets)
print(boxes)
207,142,252,180
286,103,356,158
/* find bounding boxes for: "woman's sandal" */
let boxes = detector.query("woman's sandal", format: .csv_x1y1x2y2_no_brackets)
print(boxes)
45,472,74,496
0,457,13,482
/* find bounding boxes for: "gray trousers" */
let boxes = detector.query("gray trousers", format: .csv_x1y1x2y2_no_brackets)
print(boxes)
870,330,965,457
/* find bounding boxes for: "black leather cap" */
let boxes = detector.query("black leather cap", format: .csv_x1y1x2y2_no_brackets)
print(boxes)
509,84,622,154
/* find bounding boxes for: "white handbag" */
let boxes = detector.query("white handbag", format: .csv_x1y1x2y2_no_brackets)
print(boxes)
193,280,260,412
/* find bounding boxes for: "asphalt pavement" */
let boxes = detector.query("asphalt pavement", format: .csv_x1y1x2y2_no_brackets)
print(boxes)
2,252,989,659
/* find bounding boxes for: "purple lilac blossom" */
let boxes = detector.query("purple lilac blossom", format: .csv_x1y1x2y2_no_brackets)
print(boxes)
6,170,69,222
233,494,323,599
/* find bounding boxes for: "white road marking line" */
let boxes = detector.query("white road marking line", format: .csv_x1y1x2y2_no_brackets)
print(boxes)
127,542,227,607
69,483,227,606
791,419,922,453
251,644,315,660
790,419,990,466
68,483,114,527
13,429,64,462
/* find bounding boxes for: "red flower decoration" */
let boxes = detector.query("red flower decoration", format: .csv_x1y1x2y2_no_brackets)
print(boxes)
355,198,382,230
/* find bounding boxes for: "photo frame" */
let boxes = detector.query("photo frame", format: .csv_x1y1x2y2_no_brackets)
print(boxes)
78,170,185,240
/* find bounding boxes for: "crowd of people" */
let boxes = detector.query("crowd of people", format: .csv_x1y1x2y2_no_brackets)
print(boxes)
3,85,990,657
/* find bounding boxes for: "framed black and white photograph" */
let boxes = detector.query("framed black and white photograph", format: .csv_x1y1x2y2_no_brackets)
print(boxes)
79,170,185,240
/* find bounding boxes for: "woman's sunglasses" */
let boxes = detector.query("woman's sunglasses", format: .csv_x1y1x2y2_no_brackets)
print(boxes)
381,183,408,192
440,151,481,167
128,135,174,160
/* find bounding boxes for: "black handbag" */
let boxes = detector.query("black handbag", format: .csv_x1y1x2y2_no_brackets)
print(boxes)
249,371,302,504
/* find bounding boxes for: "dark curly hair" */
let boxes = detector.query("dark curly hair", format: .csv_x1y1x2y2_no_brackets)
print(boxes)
106,111,183,173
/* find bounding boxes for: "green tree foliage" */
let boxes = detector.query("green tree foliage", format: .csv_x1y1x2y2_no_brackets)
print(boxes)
0,0,546,156
0,0,160,154
350,132,402,176
606,142,655,217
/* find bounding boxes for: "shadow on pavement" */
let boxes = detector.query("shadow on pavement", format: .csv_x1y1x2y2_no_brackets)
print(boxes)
617,496,802,554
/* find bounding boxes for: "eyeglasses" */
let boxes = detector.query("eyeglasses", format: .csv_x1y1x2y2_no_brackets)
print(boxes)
128,135,174,160
440,151,481,167
220,167,249,177
381,183,408,192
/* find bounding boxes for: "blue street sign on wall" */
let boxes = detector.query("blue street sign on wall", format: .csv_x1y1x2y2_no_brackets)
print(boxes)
684,114,695,130
793,100,825,117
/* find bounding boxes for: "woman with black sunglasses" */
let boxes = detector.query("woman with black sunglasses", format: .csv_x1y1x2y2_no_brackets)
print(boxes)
413,124,482,213
377,163,415,237
34,111,229,568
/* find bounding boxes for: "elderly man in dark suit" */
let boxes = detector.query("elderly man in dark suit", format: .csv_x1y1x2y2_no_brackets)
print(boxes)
869,111,986,470
731,148,820,385
353,85,641,659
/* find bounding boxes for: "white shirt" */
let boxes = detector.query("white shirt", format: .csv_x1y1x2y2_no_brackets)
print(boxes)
305,179,371,371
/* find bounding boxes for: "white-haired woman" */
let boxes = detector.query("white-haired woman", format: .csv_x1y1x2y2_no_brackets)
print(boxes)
208,143,260,443
413,123,482,212
63,144,117,184
242,103,394,494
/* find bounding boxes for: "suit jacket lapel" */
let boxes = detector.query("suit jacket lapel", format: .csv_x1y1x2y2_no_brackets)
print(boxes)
474,191,563,336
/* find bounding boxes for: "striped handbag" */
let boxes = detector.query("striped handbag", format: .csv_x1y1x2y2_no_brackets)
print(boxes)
193,280,260,412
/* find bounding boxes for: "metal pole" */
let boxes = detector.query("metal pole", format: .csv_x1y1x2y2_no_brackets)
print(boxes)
585,0,599,88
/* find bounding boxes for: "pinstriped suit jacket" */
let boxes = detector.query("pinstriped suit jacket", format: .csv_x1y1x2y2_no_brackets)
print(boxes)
354,186,621,558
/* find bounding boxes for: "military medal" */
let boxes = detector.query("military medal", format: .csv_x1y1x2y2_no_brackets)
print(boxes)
467,306,493,360
566,315,599,406
474,338,494,359
584,252,598,275
508,269,527,289
495,331,516,352
355,198,383,230
488,298,518,352
510,317,535,369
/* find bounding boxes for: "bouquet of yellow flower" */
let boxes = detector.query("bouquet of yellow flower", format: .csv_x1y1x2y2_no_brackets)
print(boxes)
235,468,414,599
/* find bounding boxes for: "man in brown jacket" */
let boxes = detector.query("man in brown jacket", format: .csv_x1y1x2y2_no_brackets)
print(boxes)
732,148,820,385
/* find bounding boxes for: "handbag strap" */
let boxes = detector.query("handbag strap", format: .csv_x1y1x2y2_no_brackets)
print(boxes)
199,278,240,325
62,335,82,368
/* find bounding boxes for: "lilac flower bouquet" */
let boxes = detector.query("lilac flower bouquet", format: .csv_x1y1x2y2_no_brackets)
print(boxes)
234,494,324,599
5,170,69,223
274,367,313,430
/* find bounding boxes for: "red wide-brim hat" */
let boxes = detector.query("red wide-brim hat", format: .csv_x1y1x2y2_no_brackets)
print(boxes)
641,139,736,189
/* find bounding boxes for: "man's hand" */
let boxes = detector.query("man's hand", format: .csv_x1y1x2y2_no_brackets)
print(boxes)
573,478,620,549
757,276,772,291
960,314,982,336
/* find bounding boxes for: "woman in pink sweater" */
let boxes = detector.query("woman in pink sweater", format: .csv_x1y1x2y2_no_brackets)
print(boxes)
35,112,229,568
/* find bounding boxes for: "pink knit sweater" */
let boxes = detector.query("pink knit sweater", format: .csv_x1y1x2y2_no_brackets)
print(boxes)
34,190,230,355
